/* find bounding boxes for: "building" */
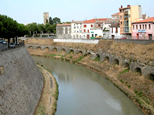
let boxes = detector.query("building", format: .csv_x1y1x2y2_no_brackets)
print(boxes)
82,18,107,39
43,12,49,25
71,21,83,39
119,5,142,39
109,21,123,39
56,23,71,39
111,12,120,19
132,17,154,40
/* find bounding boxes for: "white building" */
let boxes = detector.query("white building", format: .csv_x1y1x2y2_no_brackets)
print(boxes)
109,22,123,39
71,21,83,39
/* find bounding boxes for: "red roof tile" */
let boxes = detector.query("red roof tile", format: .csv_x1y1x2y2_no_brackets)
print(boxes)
111,12,120,16
133,17,154,23
83,18,107,23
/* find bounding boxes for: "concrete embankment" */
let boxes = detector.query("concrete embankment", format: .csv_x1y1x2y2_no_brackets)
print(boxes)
0,47,44,115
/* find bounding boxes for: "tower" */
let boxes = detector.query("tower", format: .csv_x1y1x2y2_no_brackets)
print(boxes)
43,12,49,25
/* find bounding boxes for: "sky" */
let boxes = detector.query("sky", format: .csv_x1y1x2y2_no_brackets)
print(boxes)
0,0,153,24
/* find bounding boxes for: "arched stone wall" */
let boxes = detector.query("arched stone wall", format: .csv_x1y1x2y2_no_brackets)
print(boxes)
134,67,142,76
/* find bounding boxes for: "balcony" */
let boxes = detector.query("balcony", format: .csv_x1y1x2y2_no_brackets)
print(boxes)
124,11,128,15
124,27,130,33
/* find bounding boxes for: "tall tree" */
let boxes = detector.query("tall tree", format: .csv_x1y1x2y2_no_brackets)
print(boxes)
53,17,61,24
49,17,53,25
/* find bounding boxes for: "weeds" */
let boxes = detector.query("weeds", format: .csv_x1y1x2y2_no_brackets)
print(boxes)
76,56,84,62
120,69,129,74
93,57,100,61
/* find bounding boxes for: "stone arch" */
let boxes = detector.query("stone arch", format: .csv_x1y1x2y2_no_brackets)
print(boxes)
43,47,49,51
134,67,142,76
113,59,119,65
51,47,57,52
36,46,41,49
104,56,109,62
69,49,74,54
145,73,154,80
28,46,33,49
122,62,130,69
60,48,66,53
94,54,100,61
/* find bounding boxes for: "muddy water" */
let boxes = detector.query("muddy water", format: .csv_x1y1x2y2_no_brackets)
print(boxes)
32,56,144,115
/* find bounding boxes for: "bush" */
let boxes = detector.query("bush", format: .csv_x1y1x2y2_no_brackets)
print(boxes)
134,89,138,94
128,85,131,88
120,69,129,74
120,79,124,83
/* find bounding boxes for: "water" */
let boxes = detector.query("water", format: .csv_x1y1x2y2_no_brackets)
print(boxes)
32,56,144,115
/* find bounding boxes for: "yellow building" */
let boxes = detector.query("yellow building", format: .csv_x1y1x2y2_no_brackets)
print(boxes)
119,5,142,38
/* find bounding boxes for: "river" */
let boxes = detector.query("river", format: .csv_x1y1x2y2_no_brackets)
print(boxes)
32,56,144,115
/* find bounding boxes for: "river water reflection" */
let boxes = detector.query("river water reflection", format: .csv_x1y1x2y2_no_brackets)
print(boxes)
32,56,144,115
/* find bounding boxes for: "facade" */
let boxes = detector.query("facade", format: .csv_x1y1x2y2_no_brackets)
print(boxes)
71,21,83,39
43,12,49,25
56,23,71,39
82,18,107,39
90,27,103,39
109,22,123,39
119,5,142,39
111,12,120,19
132,17,154,40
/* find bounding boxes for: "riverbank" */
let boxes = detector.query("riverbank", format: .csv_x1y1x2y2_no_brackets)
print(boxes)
28,49,154,115
34,65,59,115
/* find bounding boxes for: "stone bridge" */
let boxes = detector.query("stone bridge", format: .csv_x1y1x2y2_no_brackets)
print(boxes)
26,44,154,78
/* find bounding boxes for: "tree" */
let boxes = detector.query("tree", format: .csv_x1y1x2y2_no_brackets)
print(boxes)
37,24,45,33
26,23,39,35
53,17,61,24
49,17,53,25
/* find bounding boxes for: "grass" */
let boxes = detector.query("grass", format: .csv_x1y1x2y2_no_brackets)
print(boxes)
76,56,85,62
93,57,100,61
36,105,46,115
120,69,129,74
128,85,131,88
48,54,61,57
70,56,72,59
120,79,124,83
53,77,59,100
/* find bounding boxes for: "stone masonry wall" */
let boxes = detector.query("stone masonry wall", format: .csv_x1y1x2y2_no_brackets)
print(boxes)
0,47,43,115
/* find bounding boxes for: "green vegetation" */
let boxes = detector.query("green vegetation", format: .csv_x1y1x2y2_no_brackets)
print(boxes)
41,65,43,67
53,77,59,100
76,56,85,62
125,82,128,84
36,105,46,115
120,69,129,74
134,89,138,94
70,56,72,59
48,54,61,57
120,79,124,83
93,56,100,61
136,98,142,105
128,85,131,88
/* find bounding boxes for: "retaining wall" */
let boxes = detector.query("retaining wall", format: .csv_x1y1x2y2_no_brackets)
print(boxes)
0,47,43,115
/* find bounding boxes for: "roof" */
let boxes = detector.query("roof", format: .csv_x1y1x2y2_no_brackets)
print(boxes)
110,22,120,27
111,12,120,16
57,23,71,26
72,21,83,23
132,17,154,24
83,18,107,23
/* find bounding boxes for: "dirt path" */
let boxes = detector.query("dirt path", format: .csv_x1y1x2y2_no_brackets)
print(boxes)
34,65,58,115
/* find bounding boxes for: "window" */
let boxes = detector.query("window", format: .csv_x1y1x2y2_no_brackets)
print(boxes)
84,25,87,27
74,30,76,33
98,24,100,27
136,25,138,29
121,21,122,25
145,24,147,29
140,25,141,29
88,29,89,33
84,29,86,32
91,25,93,27
143,25,144,29
120,15,122,19
133,25,134,30
112,28,113,33
116,27,118,33
92,34,94,37
149,24,151,29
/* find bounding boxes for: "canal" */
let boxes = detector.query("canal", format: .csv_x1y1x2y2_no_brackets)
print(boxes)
32,56,144,115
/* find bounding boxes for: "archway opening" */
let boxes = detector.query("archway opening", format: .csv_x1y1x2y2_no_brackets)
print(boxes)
36,46,41,50
134,67,142,76
78,51,82,55
123,63,130,69
51,48,57,53
146,73,154,81
93,54,100,61
44,47,49,52
113,59,119,65
70,50,74,54
28,46,33,49
104,56,109,62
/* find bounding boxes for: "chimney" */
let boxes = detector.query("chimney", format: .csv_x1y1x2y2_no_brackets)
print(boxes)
121,5,123,8
127,5,130,7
